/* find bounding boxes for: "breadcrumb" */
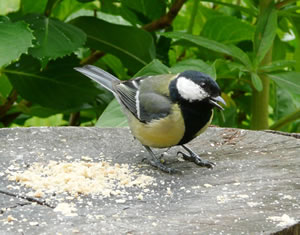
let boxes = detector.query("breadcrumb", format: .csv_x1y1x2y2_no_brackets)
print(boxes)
7,215,16,222
54,203,78,217
7,160,155,198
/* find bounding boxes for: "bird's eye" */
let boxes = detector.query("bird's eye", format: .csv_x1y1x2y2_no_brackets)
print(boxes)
200,82,206,88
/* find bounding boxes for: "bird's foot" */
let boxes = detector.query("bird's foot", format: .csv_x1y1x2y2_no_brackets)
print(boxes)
159,147,172,159
149,159,178,174
178,145,215,169
143,145,178,174
177,151,215,168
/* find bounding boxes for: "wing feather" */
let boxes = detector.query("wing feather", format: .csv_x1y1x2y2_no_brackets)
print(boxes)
115,75,175,123
115,83,138,118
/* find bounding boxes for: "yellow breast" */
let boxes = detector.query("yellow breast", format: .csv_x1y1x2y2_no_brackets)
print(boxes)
128,104,185,148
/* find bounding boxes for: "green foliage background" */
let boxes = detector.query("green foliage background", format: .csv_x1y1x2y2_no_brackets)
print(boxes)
0,0,299,132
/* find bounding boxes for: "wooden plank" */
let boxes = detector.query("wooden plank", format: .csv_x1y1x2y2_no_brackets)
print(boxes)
0,127,299,234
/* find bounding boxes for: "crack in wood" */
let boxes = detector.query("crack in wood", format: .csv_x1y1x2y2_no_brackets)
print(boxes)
0,189,54,209
264,130,300,139
0,202,31,214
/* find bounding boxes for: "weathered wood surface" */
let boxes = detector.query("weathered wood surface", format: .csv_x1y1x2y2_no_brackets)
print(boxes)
0,127,299,234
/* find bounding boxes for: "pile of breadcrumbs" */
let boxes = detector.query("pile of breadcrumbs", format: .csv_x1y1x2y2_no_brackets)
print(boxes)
7,160,155,198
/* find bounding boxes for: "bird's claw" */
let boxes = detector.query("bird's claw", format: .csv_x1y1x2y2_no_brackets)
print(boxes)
149,159,179,174
143,145,179,174
177,151,215,169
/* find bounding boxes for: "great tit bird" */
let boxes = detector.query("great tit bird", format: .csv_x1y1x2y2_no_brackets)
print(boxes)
75,65,226,173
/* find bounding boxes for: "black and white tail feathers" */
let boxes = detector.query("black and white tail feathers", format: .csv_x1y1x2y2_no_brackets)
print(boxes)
75,65,139,119
74,65,119,94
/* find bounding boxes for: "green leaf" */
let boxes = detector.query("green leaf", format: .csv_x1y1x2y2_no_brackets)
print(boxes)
22,105,62,118
21,0,48,14
0,21,34,67
77,0,95,2
213,59,249,81
52,0,96,21
24,14,86,60
96,99,128,127
163,32,252,70
269,72,300,95
100,0,142,26
201,16,255,44
123,0,166,20
200,0,257,16
272,36,289,61
71,16,155,72
172,3,211,34
273,87,297,122
290,17,300,72
254,7,277,67
0,16,10,23
156,35,171,65
0,0,20,15
251,73,263,92
0,74,12,99
270,108,300,130
24,114,68,127
93,11,133,26
278,5,300,17
4,55,101,110
44,0,61,16
134,59,170,77
100,54,129,80
259,60,296,73
170,59,216,80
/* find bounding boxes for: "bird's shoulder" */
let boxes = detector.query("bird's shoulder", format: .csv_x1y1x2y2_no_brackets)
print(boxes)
114,74,178,123
131,73,178,96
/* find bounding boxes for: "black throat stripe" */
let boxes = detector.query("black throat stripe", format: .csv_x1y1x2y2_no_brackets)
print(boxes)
178,101,213,145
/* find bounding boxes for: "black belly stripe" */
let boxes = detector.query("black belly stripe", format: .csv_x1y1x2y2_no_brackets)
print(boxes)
178,101,213,145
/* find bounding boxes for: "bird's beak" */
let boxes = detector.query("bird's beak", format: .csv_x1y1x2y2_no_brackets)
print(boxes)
209,96,226,110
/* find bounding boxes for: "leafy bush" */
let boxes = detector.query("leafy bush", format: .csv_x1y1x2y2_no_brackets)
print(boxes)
0,0,299,132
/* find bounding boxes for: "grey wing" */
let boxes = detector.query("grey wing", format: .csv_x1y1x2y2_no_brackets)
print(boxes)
115,80,172,123
114,82,138,118
138,92,172,123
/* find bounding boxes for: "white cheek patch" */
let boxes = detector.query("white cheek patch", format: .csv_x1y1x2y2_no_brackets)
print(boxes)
176,76,208,102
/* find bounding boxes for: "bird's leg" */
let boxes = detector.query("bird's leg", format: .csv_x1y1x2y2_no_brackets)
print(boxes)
177,145,215,169
143,146,178,173
159,147,172,159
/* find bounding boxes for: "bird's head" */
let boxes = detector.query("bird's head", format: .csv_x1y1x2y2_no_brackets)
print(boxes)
170,70,226,110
